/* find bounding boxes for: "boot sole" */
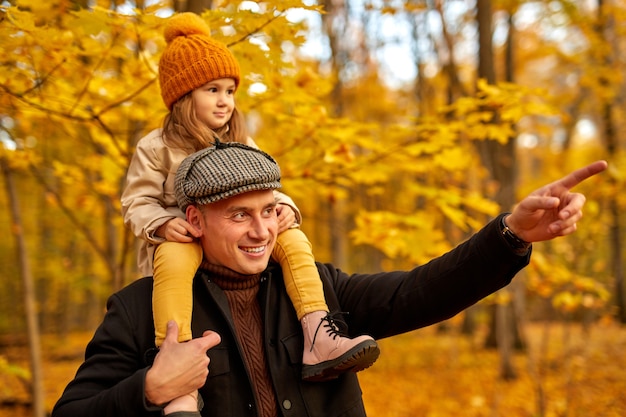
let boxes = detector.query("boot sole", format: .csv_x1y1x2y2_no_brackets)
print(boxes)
302,340,380,382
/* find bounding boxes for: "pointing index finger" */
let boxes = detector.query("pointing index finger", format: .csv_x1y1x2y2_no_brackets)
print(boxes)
556,160,608,190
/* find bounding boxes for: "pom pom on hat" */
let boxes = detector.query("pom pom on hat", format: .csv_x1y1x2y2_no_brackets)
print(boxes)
163,12,211,43
159,13,241,110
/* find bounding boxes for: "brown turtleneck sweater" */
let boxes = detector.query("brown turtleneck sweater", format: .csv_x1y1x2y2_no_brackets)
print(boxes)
202,262,278,417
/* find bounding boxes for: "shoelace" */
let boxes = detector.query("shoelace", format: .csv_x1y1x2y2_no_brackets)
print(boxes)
310,312,349,352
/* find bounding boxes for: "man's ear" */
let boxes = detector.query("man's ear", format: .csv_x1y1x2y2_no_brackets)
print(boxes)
186,205,203,232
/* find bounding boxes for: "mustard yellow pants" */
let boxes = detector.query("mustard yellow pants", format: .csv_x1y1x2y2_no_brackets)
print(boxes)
152,228,328,346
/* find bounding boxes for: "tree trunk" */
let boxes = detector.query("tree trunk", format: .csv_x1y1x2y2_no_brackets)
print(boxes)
174,0,214,13
476,0,522,380
596,0,626,324
319,0,351,267
1,156,45,417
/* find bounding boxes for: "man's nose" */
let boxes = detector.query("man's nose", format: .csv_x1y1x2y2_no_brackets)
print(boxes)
248,217,270,240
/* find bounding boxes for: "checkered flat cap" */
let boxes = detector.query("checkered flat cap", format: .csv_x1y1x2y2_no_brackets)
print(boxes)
175,141,281,212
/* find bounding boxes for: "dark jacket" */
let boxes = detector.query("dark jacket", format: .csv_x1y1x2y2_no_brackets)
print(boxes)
51,215,529,417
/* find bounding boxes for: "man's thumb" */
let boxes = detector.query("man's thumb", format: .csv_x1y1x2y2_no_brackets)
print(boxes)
164,320,179,343
522,195,560,212
201,330,222,349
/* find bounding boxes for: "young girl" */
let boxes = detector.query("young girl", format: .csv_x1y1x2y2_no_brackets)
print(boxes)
121,12,379,412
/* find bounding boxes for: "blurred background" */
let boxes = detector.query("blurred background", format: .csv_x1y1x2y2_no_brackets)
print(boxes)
1,0,625,416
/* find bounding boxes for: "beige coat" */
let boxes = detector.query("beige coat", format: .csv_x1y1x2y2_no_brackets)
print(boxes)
121,128,300,276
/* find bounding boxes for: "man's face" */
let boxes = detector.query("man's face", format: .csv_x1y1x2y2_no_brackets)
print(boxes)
187,190,278,275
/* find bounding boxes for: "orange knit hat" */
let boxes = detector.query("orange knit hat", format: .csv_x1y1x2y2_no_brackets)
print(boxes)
159,13,241,110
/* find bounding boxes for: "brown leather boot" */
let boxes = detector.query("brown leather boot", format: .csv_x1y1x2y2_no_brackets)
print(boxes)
301,311,380,382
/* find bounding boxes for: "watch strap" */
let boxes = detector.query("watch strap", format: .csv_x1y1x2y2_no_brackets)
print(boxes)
500,215,531,255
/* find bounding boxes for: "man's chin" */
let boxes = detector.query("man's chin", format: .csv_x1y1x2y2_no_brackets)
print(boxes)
233,259,270,276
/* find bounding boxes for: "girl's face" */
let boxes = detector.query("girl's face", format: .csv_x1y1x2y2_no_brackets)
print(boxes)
191,78,237,129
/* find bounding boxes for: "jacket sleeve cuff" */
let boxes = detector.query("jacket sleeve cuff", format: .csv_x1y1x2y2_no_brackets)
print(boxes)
494,213,532,257
141,368,165,413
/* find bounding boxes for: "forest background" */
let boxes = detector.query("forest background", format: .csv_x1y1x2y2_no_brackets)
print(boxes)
1,0,625,416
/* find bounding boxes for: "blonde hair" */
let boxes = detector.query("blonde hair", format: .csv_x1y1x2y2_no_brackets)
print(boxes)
162,93,249,152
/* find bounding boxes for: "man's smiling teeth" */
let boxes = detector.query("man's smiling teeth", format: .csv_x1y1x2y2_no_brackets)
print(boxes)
242,246,265,253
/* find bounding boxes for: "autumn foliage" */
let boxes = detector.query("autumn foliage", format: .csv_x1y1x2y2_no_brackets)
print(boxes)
360,321,626,417
1,0,626,415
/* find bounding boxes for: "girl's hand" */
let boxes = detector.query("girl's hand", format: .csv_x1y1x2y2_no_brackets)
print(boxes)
156,218,201,243
276,204,297,233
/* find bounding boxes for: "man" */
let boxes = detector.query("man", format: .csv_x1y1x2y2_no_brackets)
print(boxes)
52,140,607,417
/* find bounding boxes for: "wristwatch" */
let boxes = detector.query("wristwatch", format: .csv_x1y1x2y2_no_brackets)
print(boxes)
501,215,531,255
